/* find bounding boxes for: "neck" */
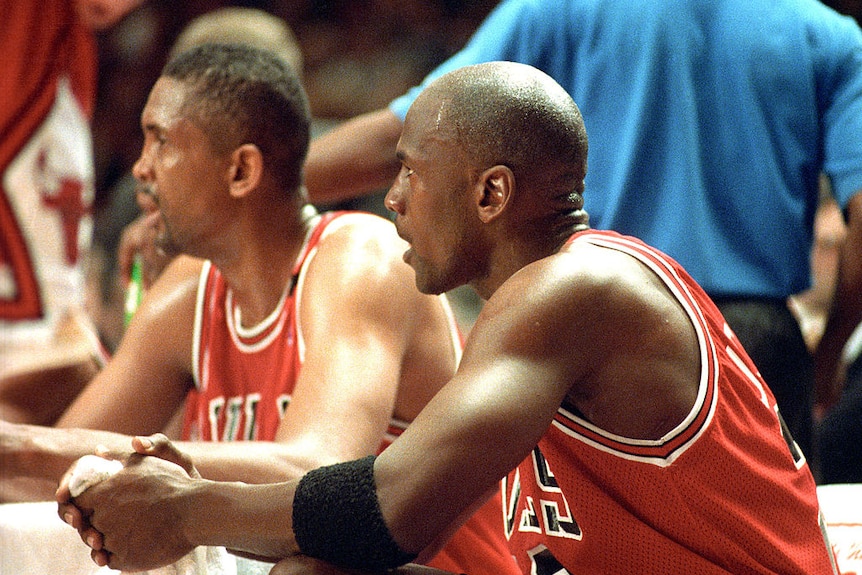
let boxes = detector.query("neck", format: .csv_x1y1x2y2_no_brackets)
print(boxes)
213,201,318,326
471,220,587,300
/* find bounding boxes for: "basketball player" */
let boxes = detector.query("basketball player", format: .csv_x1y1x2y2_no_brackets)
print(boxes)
111,6,307,304
3,45,518,575
64,62,839,575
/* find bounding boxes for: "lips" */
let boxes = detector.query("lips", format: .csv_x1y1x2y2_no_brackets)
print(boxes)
393,221,414,263
135,184,158,210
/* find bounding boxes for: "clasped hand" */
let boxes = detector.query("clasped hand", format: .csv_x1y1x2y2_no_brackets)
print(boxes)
56,434,200,572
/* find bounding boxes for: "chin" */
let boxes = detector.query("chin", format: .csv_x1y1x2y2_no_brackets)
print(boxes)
413,275,442,296
414,281,439,296
415,276,455,297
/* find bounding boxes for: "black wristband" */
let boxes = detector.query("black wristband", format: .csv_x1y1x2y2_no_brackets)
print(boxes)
293,455,418,570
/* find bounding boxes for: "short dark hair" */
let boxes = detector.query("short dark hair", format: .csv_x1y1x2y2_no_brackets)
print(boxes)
163,43,310,192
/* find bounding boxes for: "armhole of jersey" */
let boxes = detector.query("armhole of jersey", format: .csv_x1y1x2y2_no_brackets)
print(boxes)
557,232,719,465
293,246,316,365
191,260,212,391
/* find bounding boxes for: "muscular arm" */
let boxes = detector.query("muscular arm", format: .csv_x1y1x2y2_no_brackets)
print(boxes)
304,109,403,204
815,191,862,410
58,256,199,433
9,215,449,504
72,256,581,568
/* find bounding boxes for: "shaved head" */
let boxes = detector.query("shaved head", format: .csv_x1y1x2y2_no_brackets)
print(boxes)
416,61,589,204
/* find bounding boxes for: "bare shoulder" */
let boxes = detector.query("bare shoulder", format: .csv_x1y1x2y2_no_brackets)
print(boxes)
320,212,406,256
303,212,419,302
145,255,207,297
482,241,649,332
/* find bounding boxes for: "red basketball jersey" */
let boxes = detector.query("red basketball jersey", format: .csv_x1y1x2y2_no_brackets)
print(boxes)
183,211,520,575
503,230,838,574
0,0,97,329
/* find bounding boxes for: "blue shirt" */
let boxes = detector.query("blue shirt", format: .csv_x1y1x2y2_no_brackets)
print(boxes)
390,0,862,297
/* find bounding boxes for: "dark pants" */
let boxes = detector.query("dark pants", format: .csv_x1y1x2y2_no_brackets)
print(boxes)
712,297,814,470
817,353,862,484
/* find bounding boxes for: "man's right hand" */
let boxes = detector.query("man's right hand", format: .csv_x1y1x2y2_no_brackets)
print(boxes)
117,213,172,291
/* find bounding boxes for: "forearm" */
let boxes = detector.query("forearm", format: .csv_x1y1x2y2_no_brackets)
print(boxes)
0,424,134,500
304,109,403,204
0,348,99,426
815,193,862,404
182,478,301,560
174,440,326,484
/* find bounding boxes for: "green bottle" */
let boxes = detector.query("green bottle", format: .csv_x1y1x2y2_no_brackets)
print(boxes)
124,256,144,326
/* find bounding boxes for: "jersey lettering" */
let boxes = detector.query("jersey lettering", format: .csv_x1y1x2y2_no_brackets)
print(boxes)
503,469,521,538
223,396,244,441
242,393,261,440
39,170,88,264
527,544,572,575
504,448,582,543
521,496,542,535
531,448,582,540
201,394,292,441
723,324,806,469
777,408,805,469
504,468,542,538
1,78,94,321
208,396,224,440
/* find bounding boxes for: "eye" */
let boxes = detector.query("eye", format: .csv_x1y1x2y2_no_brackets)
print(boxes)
403,166,414,178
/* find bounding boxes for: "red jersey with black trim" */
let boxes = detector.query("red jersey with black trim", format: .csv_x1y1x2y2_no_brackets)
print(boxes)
183,211,520,575
502,230,838,575
0,0,97,335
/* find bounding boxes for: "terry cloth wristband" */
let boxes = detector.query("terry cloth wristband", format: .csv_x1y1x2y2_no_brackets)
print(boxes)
293,455,418,570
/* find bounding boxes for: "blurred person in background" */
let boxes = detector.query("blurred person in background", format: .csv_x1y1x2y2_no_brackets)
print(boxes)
790,186,862,484
0,0,145,426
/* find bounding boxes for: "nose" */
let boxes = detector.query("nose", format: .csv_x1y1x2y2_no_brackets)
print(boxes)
132,147,157,210
132,144,152,184
384,181,403,215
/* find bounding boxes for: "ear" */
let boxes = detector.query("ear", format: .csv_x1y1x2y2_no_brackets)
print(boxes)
475,164,514,223
227,144,263,199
